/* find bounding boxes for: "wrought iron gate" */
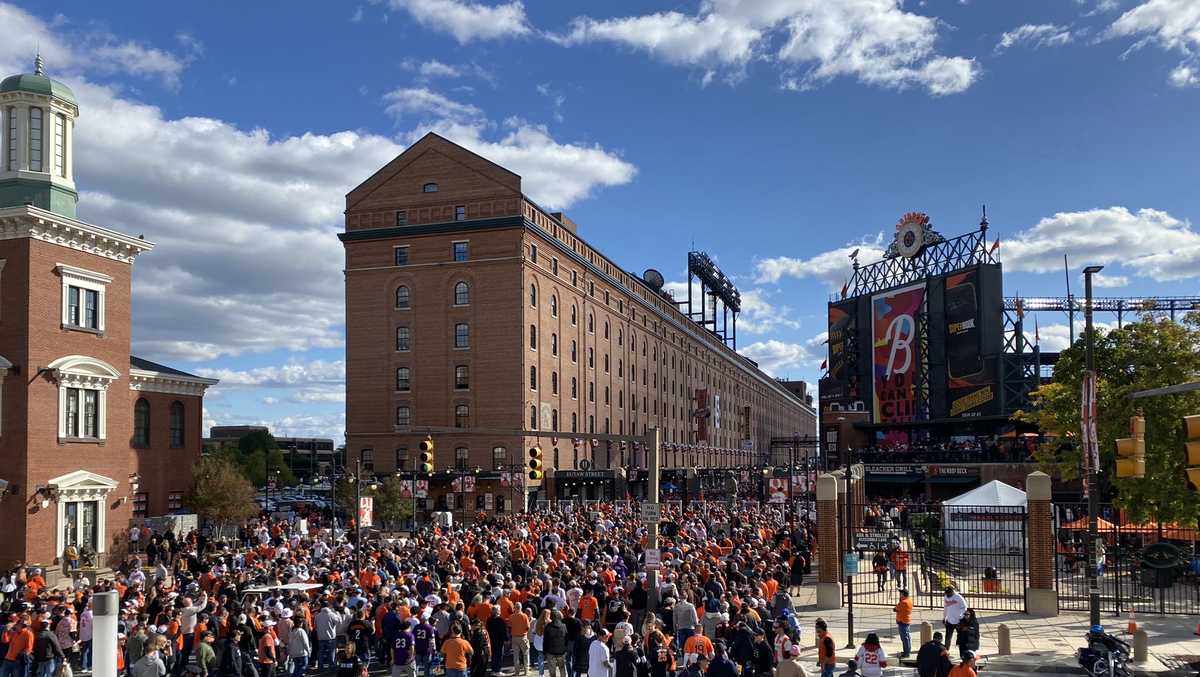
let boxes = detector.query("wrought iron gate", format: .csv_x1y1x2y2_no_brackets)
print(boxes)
1054,503,1200,615
845,504,1028,612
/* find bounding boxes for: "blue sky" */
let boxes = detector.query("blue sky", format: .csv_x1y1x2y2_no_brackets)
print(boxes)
3,0,1198,443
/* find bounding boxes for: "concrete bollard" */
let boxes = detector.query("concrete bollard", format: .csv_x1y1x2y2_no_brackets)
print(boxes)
920,621,933,645
997,624,1011,656
1133,629,1148,663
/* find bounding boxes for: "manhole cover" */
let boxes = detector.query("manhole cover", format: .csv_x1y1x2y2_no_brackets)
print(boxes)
1154,655,1200,671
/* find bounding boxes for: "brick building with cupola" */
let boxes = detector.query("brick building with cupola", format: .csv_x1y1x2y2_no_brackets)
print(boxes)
0,57,217,570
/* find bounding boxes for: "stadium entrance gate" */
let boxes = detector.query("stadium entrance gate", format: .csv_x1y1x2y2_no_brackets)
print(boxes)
845,504,1029,612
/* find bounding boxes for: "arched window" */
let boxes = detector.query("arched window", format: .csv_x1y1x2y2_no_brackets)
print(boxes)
551,295,558,316
604,320,610,339
571,340,577,362
530,366,538,390
133,398,150,447
618,329,623,346
588,314,594,333
530,324,538,349
530,284,537,307
423,182,439,193
551,409,559,431
454,281,469,305
551,371,559,394
530,405,538,430
551,333,558,356
571,305,577,325
571,413,578,432
169,401,185,448
571,377,578,399
455,404,469,428
395,286,410,309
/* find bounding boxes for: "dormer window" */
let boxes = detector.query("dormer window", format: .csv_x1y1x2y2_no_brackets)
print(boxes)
423,182,439,193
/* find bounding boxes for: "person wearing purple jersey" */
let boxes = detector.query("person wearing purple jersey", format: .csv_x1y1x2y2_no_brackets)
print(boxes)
392,620,417,677
414,616,437,677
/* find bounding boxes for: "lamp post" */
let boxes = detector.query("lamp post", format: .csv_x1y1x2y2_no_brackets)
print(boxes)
1083,264,1103,627
350,459,377,575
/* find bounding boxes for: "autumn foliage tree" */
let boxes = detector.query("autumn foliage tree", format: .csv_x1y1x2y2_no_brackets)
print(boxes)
184,455,259,537
1016,313,1200,524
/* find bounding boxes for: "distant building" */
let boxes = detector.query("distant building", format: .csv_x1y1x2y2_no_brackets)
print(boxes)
0,58,217,570
204,425,340,478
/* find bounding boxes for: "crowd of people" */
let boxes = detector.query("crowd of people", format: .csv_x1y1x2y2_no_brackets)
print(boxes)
0,504,831,677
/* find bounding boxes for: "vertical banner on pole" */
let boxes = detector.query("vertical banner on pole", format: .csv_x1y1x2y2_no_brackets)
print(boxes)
358,496,374,527
1081,370,1099,488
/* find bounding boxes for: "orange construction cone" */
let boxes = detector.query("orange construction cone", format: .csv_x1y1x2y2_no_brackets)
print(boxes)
1126,610,1137,635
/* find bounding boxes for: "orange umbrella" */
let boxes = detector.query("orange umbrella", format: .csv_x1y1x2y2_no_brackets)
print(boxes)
1062,516,1117,531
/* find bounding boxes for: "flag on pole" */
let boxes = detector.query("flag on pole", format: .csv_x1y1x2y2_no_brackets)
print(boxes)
840,279,849,299
1035,316,1040,346
820,358,828,371
989,238,1001,255
1015,297,1025,321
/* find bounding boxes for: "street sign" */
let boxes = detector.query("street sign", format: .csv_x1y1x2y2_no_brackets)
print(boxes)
640,502,661,524
358,496,374,527
842,552,859,577
644,548,661,571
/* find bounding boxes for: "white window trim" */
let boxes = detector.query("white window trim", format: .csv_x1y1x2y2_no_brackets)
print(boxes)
48,355,120,441
56,263,111,332
50,470,118,557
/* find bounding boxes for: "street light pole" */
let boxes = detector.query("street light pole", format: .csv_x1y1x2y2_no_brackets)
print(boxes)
1083,264,1103,627
354,457,362,575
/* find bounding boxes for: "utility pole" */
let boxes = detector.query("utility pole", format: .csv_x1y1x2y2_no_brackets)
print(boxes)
1083,264,1104,627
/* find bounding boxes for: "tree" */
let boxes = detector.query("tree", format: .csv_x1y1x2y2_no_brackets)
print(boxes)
1016,313,1200,524
238,430,297,487
184,455,258,538
374,476,415,529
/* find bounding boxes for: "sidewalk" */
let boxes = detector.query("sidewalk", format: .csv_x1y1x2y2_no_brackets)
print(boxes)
786,584,1200,674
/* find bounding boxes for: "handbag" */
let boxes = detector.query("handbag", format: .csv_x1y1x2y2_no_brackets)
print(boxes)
56,662,74,677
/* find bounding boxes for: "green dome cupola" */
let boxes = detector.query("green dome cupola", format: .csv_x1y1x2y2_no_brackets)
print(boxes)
0,54,80,218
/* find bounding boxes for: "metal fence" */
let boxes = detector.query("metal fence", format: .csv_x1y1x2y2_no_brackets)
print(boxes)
1054,503,1200,616
847,504,1028,612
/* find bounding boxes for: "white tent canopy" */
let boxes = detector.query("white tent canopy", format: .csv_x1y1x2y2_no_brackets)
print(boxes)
941,480,1027,551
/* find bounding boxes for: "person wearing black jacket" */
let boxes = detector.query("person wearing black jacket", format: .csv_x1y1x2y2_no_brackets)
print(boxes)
34,621,66,677
915,633,951,677
468,620,491,677
727,623,755,673
542,612,568,677
749,632,773,677
562,610,583,677
612,638,639,677
216,629,246,677
955,610,979,662
485,607,509,674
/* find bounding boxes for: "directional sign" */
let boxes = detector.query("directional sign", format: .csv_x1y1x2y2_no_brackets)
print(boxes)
640,502,661,524
644,549,661,571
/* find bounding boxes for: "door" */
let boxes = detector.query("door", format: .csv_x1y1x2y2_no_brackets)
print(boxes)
81,501,98,550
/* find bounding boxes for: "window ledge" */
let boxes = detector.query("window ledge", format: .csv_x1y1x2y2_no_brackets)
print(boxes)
453,346,470,351
395,307,412,311
59,437,105,445
62,324,104,336
451,304,470,308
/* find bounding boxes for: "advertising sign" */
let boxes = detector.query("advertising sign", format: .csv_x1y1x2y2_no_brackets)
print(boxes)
872,283,926,423
694,389,710,442
827,303,856,388
945,269,995,417
415,480,428,499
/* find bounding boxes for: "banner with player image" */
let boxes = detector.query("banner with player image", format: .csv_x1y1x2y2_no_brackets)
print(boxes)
872,283,926,423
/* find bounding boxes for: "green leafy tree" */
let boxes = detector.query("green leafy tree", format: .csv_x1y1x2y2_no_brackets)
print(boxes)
238,430,297,486
1016,313,1200,524
184,455,258,538
374,476,415,528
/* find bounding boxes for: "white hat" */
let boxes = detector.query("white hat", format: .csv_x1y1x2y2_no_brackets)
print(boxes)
281,609,294,619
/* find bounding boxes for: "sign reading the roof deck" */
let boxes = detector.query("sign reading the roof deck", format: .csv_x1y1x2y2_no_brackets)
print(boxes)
872,283,926,423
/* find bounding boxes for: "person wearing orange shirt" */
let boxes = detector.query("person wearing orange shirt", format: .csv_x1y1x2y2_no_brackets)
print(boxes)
577,592,598,624
894,589,913,658
508,606,531,676
257,620,279,677
440,625,473,677
682,632,714,665
3,614,35,677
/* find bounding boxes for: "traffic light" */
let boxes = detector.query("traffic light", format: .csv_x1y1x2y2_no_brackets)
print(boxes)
418,437,435,474
1184,415,1200,491
1114,413,1146,479
528,446,544,481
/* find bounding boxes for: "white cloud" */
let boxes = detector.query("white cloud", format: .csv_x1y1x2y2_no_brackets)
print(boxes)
738,288,802,334
88,41,191,89
1106,0,1200,86
386,87,636,210
386,0,531,43
536,83,566,122
1003,207,1200,281
195,360,345,388
995,24,1075,53
1089,272,1129,287
559,12,762,67
754,235,886,289
418,59,461,79
738,333,826,376
1168,62,1199,86
559,0,979,95
1029,320,1120,353
351,6,364,22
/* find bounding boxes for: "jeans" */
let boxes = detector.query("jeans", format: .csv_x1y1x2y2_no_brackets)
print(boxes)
290,656,308,677
531,646,543,676
675,629,694,652
943,622,956,649
317,640,336,671
564,642,575,677
391,663,416,677
897,623,911,655
490,640,504,673
418,655,433,677
820,666,835,677
875,572,887,591
446,669,468,677
2,656,33,677
895,570,907,589
80,641,93,672
36,658,59,677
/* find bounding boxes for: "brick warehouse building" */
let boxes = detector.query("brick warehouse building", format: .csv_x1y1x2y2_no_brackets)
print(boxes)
340,133,815,511
0,59,217,570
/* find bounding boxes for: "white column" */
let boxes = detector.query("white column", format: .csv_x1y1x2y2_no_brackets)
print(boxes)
14,103,27,171
64,116,74,182
93,591,118,677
